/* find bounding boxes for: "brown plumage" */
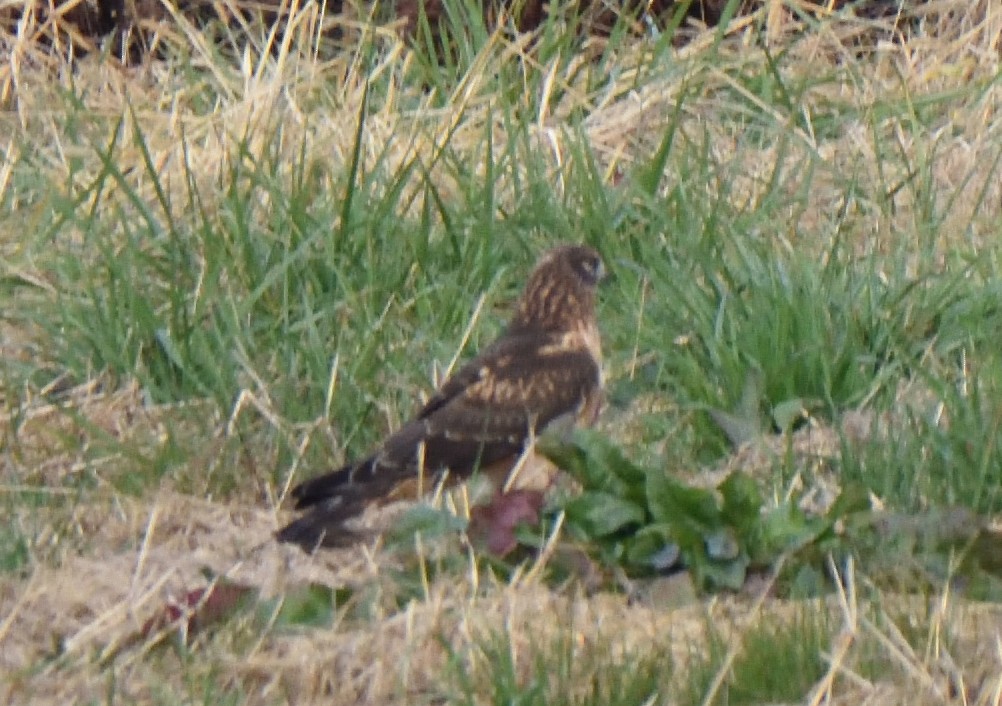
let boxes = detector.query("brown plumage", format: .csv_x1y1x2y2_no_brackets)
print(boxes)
276,244,606,550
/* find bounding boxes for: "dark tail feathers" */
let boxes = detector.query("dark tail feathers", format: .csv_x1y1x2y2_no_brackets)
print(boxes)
275,504,368,550
277,457,382,551
289,457,378,510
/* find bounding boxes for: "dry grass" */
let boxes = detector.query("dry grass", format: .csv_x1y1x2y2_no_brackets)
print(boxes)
3,351,1002,703
3,3,999,245
2,1,1002,704
5,382,1002,705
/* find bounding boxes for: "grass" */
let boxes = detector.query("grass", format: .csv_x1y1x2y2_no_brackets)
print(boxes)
681,604,832,705
445,627,674,706
2,0,1002,703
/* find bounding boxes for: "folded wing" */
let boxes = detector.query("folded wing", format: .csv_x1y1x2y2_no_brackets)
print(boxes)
276,331,600,548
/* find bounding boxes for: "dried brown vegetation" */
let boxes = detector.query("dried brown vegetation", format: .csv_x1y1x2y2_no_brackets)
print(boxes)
1,0,951,64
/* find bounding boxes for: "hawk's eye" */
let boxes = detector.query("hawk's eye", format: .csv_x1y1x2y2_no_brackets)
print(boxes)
576,254,605,284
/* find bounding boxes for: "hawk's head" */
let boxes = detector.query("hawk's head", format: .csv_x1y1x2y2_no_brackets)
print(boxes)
512,244,606,332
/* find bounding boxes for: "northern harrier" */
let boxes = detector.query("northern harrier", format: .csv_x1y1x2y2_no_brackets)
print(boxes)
276,243,606,550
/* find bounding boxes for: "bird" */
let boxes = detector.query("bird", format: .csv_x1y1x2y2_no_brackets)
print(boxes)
276,243,606,551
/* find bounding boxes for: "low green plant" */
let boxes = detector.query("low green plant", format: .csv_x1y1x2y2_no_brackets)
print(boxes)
537,429,869,593
444,628,673,706
533,426,1002,599
682,607,832,705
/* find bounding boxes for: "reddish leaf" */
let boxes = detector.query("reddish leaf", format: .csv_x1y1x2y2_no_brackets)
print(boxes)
140,580,256,642
469,490,545,556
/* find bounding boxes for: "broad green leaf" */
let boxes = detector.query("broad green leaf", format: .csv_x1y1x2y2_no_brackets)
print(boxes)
705,528,741,561
536,435,597,485
700,556,749,591
646,471,722,529
539,430,646,504
772,398,808,432
563,492,646,538
756,503,831,558
709,370,765,446
574,428,649,485
537,433,626,493
719,471,763,529
273,584,349,628
385,504,468,548
625,523,681,571
708,408,761,447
